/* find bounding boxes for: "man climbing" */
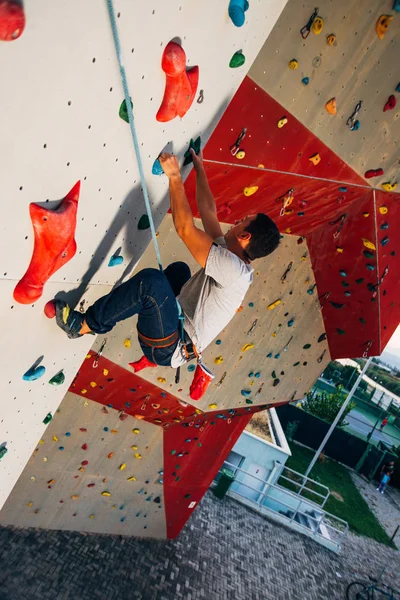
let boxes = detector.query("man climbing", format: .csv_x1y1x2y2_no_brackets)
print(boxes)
54,150,281,399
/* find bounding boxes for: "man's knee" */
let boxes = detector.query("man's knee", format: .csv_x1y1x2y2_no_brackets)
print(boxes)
138,268,164,283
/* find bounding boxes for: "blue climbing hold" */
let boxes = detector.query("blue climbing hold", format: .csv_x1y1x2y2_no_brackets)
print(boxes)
380,222,389,230
23,365,46,381
248,302,254,308
188,364,196,372
393,0,400,12
59,446,64,451
339,187,347,192
396,82,400,92
241,389,251,397
267,353,272,358
339,270,348,277
248,372,254,377
366,264,375,271
302,77,309,85
228,0,249,27
108,255,123,267
216,339,222,345
255,372,260,378
352,120,360,130
161,392,166,397
65,432,71,437
275,353,280,359
104,427,109,432
381,237,389,246
152,158,164,176
288,319,294,327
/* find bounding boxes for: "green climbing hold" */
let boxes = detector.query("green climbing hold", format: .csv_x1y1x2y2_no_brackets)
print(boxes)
359,317,366,324
43,412,52,425
337,328,346,335
0,446,8,460
183,136,201,166
356,278,364,284
271,370,277,379
342,281,350,288
170,450,176,455
293,362,300,366
245,399,253,404
363,250,375,259
138,214,150,230
229,50,246,68
303,344,311,349
49,371,65,386
119,98,133,123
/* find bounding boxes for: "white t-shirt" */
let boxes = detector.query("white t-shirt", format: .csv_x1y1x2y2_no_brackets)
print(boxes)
171,237,253,367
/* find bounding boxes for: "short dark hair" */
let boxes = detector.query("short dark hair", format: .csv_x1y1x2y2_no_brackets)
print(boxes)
244,213,281,261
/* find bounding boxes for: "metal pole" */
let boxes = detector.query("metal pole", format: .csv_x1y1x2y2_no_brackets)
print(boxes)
304,357,372,478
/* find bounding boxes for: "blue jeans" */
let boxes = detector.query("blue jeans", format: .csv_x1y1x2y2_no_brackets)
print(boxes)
85,262,191,366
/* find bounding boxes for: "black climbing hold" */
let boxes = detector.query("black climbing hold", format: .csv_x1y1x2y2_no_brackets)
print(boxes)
183,137,201,166
138,214,150,230
303,343,311,349
359,317,366,324
184,494,191,499
330,302,344,309
317,333,326,343
303,362,308,366
341,281,350,288
273,379,280,387
367,283,376,292
293,362,300,367
153,496,161,503
355,278,364,284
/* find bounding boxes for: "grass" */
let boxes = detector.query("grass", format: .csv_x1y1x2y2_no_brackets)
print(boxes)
282,442,395,548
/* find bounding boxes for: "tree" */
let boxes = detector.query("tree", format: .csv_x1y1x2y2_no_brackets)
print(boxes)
301,390,355,426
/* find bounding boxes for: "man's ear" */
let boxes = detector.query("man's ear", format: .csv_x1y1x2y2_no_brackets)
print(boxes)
239,231,251,241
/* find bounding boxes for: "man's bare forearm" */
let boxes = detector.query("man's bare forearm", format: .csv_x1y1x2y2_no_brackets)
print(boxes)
196,168,217,217
169,175,194,235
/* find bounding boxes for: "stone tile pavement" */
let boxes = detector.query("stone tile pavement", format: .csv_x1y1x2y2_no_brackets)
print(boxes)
351,472,400,548
0,491,399,600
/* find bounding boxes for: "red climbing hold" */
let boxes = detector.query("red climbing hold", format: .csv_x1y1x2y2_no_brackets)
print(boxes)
364,169,384,179
14,181,80,304
156,41,199,122
383,95,396,112
129,355,157,373
81,443,88,451
0,1,25,41
189,363,214,401
44,300,56,319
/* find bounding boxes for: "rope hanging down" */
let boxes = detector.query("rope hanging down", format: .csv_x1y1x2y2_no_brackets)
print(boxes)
106,0,163,271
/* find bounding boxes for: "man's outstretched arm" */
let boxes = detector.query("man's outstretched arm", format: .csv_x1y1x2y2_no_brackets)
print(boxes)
159,153,213,268
191,150,224,241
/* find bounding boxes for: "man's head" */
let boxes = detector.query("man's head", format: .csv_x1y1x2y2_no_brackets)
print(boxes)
225,213,281,262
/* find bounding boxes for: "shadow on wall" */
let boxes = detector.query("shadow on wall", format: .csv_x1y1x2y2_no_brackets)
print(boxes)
54,98,229,308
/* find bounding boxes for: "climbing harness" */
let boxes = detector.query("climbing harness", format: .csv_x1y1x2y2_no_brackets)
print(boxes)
300,7,319,38
346,101,362,131
106,0,162,271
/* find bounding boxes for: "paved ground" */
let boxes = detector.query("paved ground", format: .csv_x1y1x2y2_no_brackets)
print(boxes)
351,472,400,548
0,491,399,600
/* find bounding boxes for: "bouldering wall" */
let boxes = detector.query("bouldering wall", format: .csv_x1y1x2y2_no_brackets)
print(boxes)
0,0,290,509
249,0,400,189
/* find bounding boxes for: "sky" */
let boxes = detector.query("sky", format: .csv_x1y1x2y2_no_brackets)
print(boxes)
386,324,400,355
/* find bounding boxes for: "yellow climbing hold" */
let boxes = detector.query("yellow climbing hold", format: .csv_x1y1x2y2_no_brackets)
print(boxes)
243,186,259,196
27,501,33,507
272,332,277,338
157,377,166,384
119,463,126,471
363,212,369,218
101,491,111,497
288,59,298,70
195,408,203,415
362,238,376,251
86,354,91,359
79,467,85,472
285,228,292,234
127,476,136,482
208,403,218,409
336,247,343,253
52,435,58,442
379,205,388,215
312,16,324,34
257,164,265,169
236,150,245,160
39,439,44,445
83,400,89,407
382,182,397,192
90,514,95,519
309,153,321,165
214,356,223,364
124,338,131,348
81,389,87,394
131,445,138,450
71,495,79,500
43,457,48,462
134,453,142,459
132,428,140,434
30,476,35,481
103,368,109,376
267,299,281,310
241,343,254,353
90,381,97,388
277,117,288,128
327,33,336,46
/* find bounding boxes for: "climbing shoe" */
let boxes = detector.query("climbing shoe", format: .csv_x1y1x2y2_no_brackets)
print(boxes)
55,300,84,339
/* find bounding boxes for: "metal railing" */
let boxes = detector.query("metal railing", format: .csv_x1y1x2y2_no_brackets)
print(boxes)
276,464,330,507
219,461,349,550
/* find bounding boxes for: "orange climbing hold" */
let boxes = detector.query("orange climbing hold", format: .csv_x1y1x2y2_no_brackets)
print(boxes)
14,181,80,304
309,153,321,165
156,41,199,122
325,98,337,115
376,15,393,39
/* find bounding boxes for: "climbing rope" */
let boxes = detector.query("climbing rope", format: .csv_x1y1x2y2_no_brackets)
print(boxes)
106,0,163,271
